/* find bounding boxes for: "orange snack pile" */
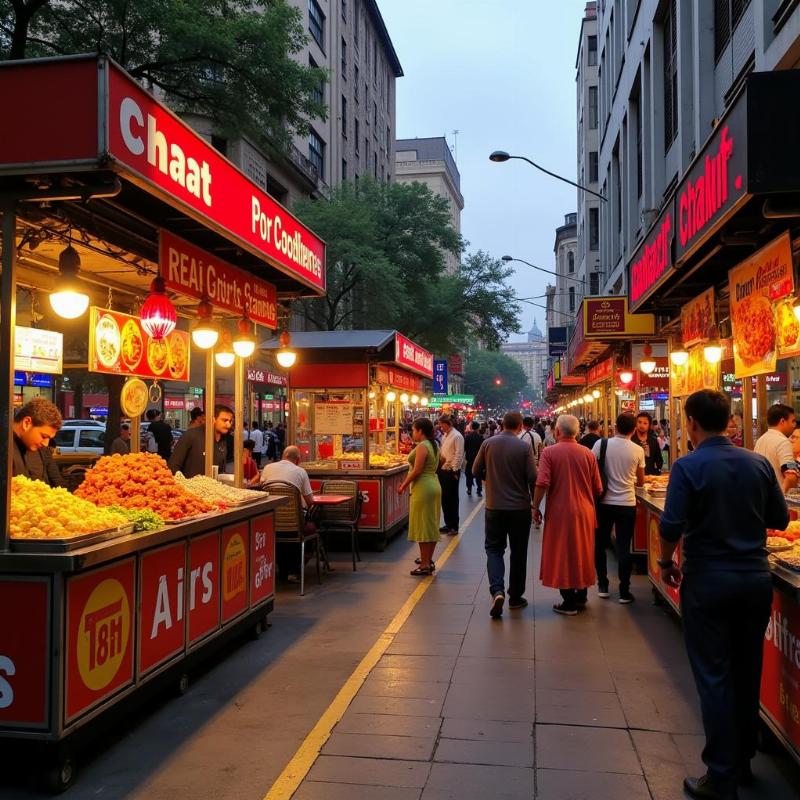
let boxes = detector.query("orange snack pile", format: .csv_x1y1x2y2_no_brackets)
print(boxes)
76,452,215,520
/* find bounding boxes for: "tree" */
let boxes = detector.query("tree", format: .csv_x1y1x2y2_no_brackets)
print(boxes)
463,349,531,409
0,0,326,151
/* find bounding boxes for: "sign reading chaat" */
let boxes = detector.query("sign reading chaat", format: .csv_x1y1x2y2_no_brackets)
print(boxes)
728,233,794,378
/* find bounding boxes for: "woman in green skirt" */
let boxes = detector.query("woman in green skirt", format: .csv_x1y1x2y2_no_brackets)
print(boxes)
398,417,442,576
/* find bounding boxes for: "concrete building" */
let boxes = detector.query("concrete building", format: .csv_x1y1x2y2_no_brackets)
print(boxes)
501,319,549,401
553,213,579,324
575,1,602,298
395,136,464,274
592,0,800,297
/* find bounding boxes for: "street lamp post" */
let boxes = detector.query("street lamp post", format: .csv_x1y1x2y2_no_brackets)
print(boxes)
489,150,608,202
502,255,585,285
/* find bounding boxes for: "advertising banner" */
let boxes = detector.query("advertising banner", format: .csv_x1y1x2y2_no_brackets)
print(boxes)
88,307,191,382
647,511,681,613
670,345,719,398
585,298,626,334
0,578,50,727
729,232,794,378
357,480,382,529
221,523,249,623
374,366,422,392
250,514,275,606
394,333,434,378
65,559,135,722
548,326,569,357
138,542,187,676
188,531,221,645
428,394,476,408
14,327,63,374
587,357,614,386
159,231,277,329
681,288,715,348
433,359,448,395
629,206,674,311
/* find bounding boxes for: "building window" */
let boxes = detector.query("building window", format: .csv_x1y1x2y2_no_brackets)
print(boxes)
569,286,576,312
373,152,378,178
341,37,347,75
386,125,391,151
308,0,325,49
309,129,325,177
588,86,598,129
309,56,323,108
373,40,378,79
211,135,227,156
342,158,347,180
636,102,643,198
589,151,598,183
373,100,378,130
365,137,369,163
663,0,678,151
342,0,347,21
355,119,360,152
588,35,597,66
714,0,752,61
589,207,599,250
568,251,575,273
354,65,359,102
354,10,359,48
341,95,347,137
590,272,600,295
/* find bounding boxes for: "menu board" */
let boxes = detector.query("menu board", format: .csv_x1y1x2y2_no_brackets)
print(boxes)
88,307,191,382
670,345,719,398
313,402,353,435
15,326,63,374
729,233,794,378
680,288,715,348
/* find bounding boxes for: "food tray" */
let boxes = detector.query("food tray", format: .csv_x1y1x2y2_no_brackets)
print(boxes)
164,511,218,525
10,524,133,553
645,488,668,497
775,553,800,572
219,494,266,507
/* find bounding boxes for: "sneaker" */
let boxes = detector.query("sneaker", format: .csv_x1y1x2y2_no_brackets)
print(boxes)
508,597,528,609
477,491,483,497
552,603,578,616
466,489,472,496
683,774,738,800
597,583,610,599
490,593,505,618
439,525,451,533
619,589,635,604
446,529,459,536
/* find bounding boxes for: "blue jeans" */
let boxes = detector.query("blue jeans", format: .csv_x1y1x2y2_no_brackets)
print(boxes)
485,509,532,599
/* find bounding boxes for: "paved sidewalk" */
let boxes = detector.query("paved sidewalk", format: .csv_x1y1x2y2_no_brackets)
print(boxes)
291,503,800,800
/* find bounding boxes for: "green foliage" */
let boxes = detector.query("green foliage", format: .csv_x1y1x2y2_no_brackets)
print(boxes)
463,349,531,409
0,0,326,150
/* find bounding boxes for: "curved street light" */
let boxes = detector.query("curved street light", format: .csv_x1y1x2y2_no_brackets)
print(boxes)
515,296,576,322
489,150,608,202
502,255,585,285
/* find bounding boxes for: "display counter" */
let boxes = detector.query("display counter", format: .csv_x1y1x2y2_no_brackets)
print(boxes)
639,488,800,767
0,497,281,785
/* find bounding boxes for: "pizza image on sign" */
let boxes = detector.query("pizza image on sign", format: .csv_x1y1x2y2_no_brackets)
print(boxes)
120,319,144,372
94,314,121,368
167,331,188,379
147,338,168,376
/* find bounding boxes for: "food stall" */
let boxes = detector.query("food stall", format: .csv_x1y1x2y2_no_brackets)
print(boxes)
0,55,326,789
625,69,800,768
264,330,433,548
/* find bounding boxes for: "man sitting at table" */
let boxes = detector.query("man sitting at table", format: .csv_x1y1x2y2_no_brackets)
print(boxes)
261,446,315,507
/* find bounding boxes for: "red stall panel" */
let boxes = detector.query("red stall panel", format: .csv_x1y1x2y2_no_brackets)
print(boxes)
251,513,275,606
221,523,249,623
188,531,221,645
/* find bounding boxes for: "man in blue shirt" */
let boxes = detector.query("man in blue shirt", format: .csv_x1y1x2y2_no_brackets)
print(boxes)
659,390,788,800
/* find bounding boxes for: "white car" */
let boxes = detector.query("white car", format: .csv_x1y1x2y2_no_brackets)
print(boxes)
53,425,106,454
61,419,105,428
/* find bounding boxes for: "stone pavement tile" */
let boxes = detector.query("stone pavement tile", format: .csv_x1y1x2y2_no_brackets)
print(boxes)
458,620,535,659
433,737,533,767
322,731,437,761
536,724,643,774
349,694,444,717
421,763,534,800
615,675,703,734
294,782,422,800
401,618,472,635
420,585,480,605
451,656,535,688
370,666,454,684
442,682,535,722
378,654,458,673
535,688,627,728
308,756,431,788
387,636,464,657
336,712,442,738
630,729,702,800
405,603,475,625
535,768,652,800
535,661,616,692
439,718,532,743
360,677,450,702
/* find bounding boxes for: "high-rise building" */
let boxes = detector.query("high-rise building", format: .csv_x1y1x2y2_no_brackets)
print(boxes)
501,319,549,402
553,213,579,324
394,137,464,274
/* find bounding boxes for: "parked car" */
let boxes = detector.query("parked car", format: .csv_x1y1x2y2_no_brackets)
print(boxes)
61,419,105,428
53,425,106,454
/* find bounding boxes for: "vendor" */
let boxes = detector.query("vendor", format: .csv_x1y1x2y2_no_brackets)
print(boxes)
633,411,663,475
168,404,233,478
12,397,63,487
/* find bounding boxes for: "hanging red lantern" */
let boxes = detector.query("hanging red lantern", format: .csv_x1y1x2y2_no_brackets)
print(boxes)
140,276,177,340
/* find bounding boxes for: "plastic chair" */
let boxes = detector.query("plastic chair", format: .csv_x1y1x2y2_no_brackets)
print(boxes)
317,479,363,571
263,481,321,595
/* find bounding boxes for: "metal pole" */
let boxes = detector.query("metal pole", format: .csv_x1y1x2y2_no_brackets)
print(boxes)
0,200,17,552
204,349,216,477
234,357,244,488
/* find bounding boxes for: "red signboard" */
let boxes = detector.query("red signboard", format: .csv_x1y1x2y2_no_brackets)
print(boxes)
164,397,186,411
586,298,626,334
448,355,464,374
159,230,277,329
0,578,49,727
383,473,409,528
188,531,221,645
587,357,614,386
250,514,275,606
375,365,422,392
88,307,191,382
394,334,433,378
358,480,382,529
638,358,670,391
107,64,325,294
66,559,135,722
248,368,287,387
761,592,800,756
221,523,249,622
629,208,674,311
138,542,187,675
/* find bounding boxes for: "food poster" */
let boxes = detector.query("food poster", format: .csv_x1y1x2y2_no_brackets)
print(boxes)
681,288,715,347
89,307,191,381
669,345,719,398
728,232,794,379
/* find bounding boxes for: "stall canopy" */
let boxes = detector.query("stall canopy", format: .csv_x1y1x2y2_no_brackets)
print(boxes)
0,55,326,311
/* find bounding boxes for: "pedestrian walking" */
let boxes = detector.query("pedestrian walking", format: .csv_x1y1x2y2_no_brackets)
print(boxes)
543,423,556,447
249,422,264,467
264,422,278,463
518,416,542,464
533,414,602,616
579,419,602,450
471,411,537,618
592,413,645,604
633,411,664,475
464,420,484,497
754,403,798,493
437,414,464,534
659,390,788,800
146,408,174,462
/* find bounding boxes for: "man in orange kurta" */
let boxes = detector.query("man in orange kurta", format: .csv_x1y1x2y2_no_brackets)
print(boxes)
533,414,603,616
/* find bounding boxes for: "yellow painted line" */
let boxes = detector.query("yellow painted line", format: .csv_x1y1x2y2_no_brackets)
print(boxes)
263,498,485,800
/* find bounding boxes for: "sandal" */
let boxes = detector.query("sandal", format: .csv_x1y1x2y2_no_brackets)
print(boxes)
410,566,432,576
414,558,436,570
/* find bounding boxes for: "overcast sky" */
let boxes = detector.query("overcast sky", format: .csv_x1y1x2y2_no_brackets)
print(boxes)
381,0,584,343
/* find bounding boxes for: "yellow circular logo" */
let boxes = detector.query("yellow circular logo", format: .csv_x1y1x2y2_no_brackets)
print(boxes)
223,534,246,602
77,578,130,691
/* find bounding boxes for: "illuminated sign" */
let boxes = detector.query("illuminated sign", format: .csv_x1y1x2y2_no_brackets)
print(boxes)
14,326,63,374
628,209,674,311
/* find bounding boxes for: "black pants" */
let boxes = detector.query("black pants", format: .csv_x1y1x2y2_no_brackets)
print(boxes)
253,452,262,467
465,459,482,494
681,571,773,790
485,509,531,599
595,503,636,590
438,468,461,530
559,588,588,608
